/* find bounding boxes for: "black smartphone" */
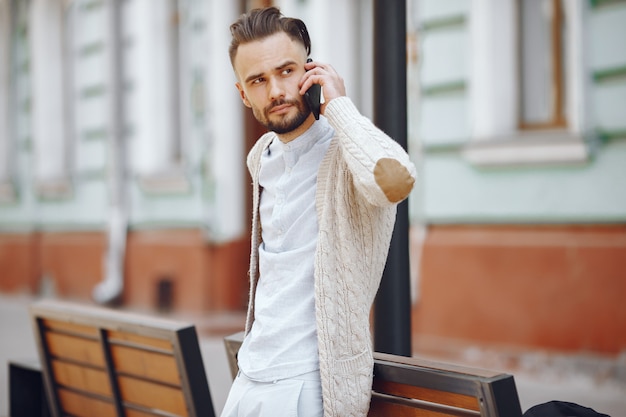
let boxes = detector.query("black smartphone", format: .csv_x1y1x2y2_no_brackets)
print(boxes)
304,58,321,120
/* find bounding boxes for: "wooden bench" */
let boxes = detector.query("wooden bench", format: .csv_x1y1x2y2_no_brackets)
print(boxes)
29,299,215,417
26,299,523,417
224,332,523,417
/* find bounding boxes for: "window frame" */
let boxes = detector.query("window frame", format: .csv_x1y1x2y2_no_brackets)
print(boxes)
518,0,567,131
464,0,589,168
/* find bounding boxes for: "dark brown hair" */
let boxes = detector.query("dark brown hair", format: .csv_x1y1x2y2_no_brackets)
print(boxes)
228,7,311,67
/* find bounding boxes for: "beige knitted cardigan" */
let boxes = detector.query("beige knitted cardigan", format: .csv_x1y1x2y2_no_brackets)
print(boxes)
244,96,416,416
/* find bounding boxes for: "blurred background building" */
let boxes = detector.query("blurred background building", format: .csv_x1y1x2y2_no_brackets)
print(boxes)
409,0,626,357
0,0,624,357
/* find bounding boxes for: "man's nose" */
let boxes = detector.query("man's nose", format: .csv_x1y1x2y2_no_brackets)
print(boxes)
268,78,285,101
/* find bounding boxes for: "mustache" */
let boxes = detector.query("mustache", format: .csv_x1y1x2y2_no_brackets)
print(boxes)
266,98,300,113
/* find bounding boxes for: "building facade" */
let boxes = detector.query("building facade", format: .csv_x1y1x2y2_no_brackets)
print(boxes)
0,0,373,312
0,0,251,311
1,0,624,356
410,0,626,355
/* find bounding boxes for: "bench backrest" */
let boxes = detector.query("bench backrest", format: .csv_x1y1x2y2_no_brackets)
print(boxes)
223,332,523,417
369,352,523,417
30,299,215,417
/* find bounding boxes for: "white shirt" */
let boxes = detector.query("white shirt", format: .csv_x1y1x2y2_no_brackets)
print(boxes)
238,117,333,382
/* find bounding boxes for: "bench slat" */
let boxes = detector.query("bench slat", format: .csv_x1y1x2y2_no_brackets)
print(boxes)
372,378,480,410
117,375,188,416
370,391,480,416
125,408,175,417
51,359,112,397
45,332,106,367
108,330,175,351
57,387,117,417
110,344,182,385
42,318,101,337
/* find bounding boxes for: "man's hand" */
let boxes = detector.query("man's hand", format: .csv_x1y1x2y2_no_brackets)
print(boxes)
299,60,347,115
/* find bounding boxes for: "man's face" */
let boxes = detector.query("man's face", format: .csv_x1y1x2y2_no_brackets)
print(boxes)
233,32,312,140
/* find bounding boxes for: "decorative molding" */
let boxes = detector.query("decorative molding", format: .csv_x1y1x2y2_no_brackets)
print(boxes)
463,130,589,167
597,129,626,143
78,169,107,181
79,84,106,99
424,214,626,225
78,41,104,57
593,65,626,83
421,80,466,96
589,0,626,9
81,127,108,141
79,0,104,12
129,220,205,231
422,140,466,153
35,178,74,201
0,181,17,204
420,15,466,32
137,170,192,196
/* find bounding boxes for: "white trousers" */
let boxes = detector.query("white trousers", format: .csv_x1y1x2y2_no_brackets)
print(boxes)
220,370,323,417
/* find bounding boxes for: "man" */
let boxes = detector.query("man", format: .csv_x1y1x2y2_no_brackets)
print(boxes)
223,7,416,417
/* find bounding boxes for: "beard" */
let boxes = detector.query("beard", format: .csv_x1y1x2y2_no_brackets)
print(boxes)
253,97,311,135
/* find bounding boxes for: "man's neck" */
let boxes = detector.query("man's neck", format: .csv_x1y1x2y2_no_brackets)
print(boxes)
277,114,316,143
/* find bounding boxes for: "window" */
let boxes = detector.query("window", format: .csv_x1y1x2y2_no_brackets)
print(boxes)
464,0,587,167
519,0,567,129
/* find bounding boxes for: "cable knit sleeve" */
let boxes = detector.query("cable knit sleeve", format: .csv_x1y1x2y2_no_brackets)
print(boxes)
323,96,416,206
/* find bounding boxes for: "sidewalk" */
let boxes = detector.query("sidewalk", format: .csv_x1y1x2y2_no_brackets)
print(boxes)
413,337,626,416
1,293,625,416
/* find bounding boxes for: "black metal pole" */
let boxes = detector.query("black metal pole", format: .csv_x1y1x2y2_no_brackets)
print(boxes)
373,0,412,357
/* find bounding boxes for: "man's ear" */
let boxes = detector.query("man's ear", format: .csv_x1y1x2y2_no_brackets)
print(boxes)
236,82,252,108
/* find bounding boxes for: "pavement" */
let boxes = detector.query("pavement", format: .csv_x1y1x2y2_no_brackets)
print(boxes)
1,293,625,416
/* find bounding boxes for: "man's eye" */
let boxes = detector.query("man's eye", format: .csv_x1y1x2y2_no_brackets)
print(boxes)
252,78,264,84
282,68,292,75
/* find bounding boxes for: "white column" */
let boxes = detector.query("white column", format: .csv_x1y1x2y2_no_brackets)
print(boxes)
0,0,10,182
563,0,586,136
129,0,175,176
315,0,364,114
205,0,245,241
30,0,67,181
469,0,517,140
276,0,368,114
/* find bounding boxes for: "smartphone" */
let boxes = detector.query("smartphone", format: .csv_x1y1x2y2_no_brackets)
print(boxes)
304,58,321,120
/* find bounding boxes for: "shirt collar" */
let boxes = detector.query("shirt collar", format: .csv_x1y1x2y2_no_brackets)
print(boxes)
278,116,332,156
